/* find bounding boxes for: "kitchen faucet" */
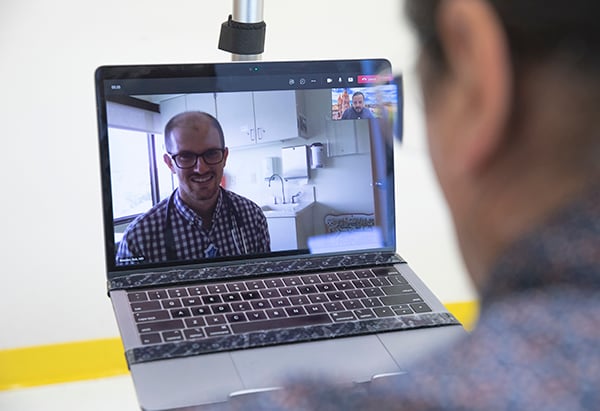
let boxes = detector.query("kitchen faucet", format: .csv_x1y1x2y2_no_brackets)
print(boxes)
267,174,286,204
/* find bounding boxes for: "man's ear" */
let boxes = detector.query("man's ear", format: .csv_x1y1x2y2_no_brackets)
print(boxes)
437,0,512,173
163,153,176,173
222,147,229,167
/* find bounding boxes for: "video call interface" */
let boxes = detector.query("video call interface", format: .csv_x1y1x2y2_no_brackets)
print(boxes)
102,69,400,270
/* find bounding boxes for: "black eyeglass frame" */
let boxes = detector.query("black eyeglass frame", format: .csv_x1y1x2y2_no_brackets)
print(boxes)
168,148,226,169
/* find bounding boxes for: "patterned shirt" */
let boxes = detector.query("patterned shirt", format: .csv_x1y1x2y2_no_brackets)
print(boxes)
230,183,600,411
116,188,270,265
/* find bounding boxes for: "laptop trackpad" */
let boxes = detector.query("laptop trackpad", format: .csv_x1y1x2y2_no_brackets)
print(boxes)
131,353,244,410
231,335,401,388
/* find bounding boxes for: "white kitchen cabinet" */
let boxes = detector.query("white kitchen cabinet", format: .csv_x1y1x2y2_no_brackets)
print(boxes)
266,217,298,251
265,204,314,252
216,90,300,148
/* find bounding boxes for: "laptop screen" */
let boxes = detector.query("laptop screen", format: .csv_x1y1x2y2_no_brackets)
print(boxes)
95,59,402,275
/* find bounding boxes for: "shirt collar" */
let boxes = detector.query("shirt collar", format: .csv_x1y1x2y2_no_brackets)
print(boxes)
173,188,224,226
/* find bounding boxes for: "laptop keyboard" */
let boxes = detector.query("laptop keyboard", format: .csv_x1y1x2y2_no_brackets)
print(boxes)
127,266,432,346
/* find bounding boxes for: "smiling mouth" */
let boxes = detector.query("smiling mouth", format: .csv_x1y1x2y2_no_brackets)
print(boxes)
190,173,214,184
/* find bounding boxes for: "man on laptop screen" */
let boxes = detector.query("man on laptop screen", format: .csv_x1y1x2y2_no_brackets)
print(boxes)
116,111,270,266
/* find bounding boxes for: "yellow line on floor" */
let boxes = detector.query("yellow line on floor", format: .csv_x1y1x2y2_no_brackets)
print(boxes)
0,301,478,391
0,338,129,391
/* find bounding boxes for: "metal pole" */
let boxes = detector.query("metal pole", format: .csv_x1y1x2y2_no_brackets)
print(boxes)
231,0,264,61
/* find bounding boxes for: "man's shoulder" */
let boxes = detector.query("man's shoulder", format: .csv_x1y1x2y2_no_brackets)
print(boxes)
125,197,170,231
223,189,266,222
341,108,354,119
224,189,261,209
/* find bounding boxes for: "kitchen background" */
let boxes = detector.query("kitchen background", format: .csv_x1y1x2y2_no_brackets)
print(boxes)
109,88,385,252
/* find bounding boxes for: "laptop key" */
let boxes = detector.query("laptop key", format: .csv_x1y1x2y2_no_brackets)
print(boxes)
212,304,232,314
271,298,291,307
285,306,307,316
190,306,210,316
331,311,356,322
382,285,416,295
185,317,206,327
342,300,364,310
372,267,398,277
391,304,413,315
162,299,183,309
319,273,339,282
306,304,326,314
231,313,331,334
380,293,424,305
170,308,191,318
283,277,302,286
280,287,299,296
187,286,208,295
388,275,408,285
323,302,345,312
241,291,261,300
298,285,317,294
260,289,280,298
137,319,183,333
162,330,184,342
264,278,285,288
251,300,271,309
355,270,375,279
184,328,205,339
223,293,242,302
182,297,203,306
206,315,226,325
205,325,232,337
247,311,268,321
301,275,321,284
202,295,222,304
226,313,248,323
140,333,161,345
167,288,189,298
148,290,168,300
134,310,170,323
308,294,327,303
354,309,376,319
373,307,395,317
362,298,383,308
363,288,384,297
338,271,357,280
130,301,161,312
128,292,148,302
246,280,266,290
266,309,286,319
410,302,432,313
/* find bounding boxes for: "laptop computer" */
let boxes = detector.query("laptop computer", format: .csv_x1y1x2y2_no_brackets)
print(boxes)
95,58,465,411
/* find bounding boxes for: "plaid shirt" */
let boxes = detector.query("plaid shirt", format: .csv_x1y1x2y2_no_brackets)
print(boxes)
230,183,600,411
116,188,270,265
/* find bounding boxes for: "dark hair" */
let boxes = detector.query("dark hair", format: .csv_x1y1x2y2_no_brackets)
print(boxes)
352,91,365,100
405,1,600,72
164,111,226,152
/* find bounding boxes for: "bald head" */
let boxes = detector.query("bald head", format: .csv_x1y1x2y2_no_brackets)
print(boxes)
164,111,225,153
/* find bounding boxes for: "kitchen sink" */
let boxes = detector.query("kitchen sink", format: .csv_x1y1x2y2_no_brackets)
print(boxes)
260,202,313,217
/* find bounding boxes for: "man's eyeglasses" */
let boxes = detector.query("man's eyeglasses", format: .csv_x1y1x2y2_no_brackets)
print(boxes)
169,148,226,169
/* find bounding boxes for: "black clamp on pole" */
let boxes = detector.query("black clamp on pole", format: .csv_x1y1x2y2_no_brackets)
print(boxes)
218,14,266,56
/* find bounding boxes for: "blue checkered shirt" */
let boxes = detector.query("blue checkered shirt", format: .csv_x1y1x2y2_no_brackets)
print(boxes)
116,188,270,265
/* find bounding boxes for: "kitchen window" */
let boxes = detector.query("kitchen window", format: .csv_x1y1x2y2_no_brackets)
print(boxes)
108,127,174,222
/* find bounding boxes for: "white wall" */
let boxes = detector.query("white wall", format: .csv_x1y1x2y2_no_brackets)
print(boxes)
0,0,476,350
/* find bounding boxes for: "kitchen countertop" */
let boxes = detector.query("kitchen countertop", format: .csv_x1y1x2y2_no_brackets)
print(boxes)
260,201,315,218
